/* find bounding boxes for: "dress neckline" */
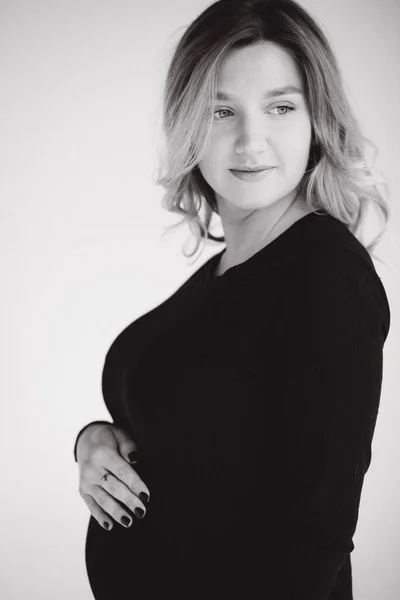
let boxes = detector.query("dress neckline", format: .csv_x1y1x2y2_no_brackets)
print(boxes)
205,211,323,282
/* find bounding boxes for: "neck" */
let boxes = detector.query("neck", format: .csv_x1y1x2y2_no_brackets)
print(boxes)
215,194,312,277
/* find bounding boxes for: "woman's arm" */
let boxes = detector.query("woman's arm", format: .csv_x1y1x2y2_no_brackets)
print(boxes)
262,247,390,598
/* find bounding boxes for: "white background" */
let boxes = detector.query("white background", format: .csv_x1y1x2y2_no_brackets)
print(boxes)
1,0,399,598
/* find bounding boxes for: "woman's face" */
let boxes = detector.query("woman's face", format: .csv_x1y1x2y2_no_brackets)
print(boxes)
198,42,312,213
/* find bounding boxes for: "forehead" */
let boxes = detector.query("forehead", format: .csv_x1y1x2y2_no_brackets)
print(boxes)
217,42,303,93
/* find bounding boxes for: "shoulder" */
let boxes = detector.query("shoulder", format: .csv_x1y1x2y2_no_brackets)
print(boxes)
250,214,391,342
293,242,375,286
282,242,390,342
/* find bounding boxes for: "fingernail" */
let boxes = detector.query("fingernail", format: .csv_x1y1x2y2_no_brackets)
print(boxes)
134,507,145,519
121,516,132,527
128,451,139,463
139,492,149,504
103,521,110,530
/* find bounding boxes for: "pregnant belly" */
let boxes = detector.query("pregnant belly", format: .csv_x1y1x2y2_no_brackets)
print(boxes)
85,465,267,600
85,504,188,600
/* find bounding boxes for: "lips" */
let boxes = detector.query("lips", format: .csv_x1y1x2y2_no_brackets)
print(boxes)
230,168,275,181
230,167,274,173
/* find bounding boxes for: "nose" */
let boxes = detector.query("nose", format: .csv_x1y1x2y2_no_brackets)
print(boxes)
235,115,270,155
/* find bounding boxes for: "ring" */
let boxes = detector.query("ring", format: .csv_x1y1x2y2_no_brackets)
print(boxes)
100,473,109,485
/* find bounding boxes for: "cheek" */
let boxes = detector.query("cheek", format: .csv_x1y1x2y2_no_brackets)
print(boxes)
199,138,226,175
280,123,311,166
206,133,226,160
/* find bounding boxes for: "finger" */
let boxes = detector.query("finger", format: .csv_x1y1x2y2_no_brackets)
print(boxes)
99,472,148,517
103,455,151,503
91,485,138,527
113,427,140,464
81,492,114,531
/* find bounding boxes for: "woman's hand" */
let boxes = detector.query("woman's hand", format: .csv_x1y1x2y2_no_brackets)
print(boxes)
77,423,150,531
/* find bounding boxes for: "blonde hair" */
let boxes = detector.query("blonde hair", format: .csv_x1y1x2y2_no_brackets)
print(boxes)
154,0,390,267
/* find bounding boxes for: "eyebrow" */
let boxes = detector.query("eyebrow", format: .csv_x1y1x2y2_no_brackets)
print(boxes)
216,86,303,101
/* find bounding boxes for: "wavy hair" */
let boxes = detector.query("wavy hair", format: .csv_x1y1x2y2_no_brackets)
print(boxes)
154,0,390,266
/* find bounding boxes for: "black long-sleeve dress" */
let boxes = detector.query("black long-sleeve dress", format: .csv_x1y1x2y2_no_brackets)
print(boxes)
77,212,390,599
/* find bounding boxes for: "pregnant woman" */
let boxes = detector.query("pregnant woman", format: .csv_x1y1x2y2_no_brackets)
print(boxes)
74,1,391,598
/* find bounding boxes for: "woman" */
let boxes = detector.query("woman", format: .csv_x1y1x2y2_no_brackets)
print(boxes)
74,1,391,598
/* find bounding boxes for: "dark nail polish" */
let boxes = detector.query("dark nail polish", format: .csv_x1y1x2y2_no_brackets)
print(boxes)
128,451,139,463
134,507,145,519
139,492,149,504
121,516,132,527
103,521,110,530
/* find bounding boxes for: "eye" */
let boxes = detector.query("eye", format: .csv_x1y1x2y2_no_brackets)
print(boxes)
213,104,295,120
214,108,233,120
270,104,295,116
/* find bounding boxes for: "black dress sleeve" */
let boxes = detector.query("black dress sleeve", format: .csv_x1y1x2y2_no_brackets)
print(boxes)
267,248,390,599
